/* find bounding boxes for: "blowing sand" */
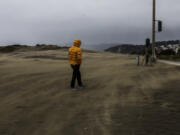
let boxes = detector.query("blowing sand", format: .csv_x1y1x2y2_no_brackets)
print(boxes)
0,49,180,135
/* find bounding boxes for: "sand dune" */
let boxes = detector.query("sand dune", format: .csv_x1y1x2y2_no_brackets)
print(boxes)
0,49,180,135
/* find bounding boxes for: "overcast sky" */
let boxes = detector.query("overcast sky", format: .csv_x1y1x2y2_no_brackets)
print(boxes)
0,0,180,46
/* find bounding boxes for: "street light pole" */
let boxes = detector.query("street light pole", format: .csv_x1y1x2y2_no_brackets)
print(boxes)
152,0,156,60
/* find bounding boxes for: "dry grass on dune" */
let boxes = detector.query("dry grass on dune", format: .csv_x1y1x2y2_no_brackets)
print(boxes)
0,49,180,135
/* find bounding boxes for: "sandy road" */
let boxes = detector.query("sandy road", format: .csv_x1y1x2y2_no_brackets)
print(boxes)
0,50,180,135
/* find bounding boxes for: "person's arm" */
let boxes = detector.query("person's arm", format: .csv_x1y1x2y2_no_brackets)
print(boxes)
77,49,82,64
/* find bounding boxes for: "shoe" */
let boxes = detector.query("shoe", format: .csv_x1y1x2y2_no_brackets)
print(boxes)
71,88,78,91
79,85,86,89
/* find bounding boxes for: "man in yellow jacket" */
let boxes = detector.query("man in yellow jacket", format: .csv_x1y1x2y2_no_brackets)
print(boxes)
68,39,84,90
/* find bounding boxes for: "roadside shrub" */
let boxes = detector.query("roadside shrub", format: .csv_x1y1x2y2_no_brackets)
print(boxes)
159,49,176,55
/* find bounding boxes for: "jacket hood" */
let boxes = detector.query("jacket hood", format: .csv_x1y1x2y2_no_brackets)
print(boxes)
74,39,81,47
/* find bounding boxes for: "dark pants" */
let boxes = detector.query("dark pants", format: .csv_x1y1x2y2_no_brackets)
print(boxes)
71,65,83,88
146,55,149,65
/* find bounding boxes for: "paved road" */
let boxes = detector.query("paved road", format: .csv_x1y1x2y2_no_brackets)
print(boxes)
159,60,180,66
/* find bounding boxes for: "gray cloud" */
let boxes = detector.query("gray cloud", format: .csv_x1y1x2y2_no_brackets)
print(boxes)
0,0,179,46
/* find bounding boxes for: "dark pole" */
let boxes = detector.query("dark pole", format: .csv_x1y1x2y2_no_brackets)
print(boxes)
152,0,156,60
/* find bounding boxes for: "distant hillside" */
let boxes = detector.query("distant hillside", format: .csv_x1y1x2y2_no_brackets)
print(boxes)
83,43,120,51
105,40,180,55
105,44,145,54
84,40,180,51
0,44,68,53
155,40,180,46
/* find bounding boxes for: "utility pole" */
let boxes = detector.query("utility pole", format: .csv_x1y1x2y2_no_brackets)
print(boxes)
152,0,156,60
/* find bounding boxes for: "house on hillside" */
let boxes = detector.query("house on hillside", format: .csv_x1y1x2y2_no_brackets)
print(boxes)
157,44,180,55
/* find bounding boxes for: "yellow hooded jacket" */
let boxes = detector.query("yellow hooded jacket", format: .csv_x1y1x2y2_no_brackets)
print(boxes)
68,39,82,65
